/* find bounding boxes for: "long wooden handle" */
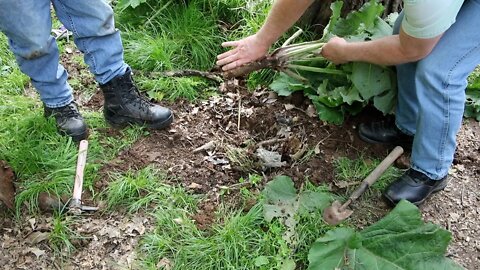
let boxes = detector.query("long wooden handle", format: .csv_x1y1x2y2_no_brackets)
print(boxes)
72,140,88,206
348,146,404,202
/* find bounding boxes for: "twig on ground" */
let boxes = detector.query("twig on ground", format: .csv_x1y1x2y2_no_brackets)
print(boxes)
237,97,242,131
291,144,308,161
257,138,289,148
193,140,216,153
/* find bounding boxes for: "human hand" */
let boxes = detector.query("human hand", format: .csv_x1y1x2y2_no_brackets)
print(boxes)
321,36,350,65
216,34,270,71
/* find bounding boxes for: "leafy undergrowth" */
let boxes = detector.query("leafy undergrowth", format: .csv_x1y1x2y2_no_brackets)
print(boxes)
130,175,463,270
266,0,398,124
465,67,480,120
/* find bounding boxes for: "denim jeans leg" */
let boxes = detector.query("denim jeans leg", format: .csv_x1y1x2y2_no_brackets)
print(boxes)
51,0,128,84
0,0,73,108
410,0,480,180
393,12,418,136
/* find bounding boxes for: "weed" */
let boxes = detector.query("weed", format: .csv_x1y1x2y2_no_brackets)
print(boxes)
225,145,257,172
140,204,290,270
334,155,403,195
49,213,80,254
138,76,209,101
105,166,197,213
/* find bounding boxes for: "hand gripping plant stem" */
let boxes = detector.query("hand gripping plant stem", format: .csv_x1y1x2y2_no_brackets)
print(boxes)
223,30,346,81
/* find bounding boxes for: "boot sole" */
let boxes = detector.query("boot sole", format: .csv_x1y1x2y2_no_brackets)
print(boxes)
59,129,89,142
383,179,448,206
106,113,174,130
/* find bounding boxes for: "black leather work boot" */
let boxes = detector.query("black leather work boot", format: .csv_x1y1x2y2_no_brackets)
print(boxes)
358,119,414,148
44,102,88,142
383,169,448,206
100,69,173,129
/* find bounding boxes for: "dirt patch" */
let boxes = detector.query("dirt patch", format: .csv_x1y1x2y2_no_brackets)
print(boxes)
101,88,389,196
0,160,15,210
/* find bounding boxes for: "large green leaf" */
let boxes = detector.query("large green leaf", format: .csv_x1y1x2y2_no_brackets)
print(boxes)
350,62,392,100
311,99,345,125
332,0,384,37
373,85,396,114
308,201,464,270
270,73,312,97
262,176,332,246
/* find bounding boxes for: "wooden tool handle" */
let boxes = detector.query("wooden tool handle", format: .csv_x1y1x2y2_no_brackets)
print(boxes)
348,146,404,202
72,140,88,206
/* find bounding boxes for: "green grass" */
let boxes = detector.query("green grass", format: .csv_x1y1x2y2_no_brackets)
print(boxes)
104,166,193,213
334,155,403,196
137,178,334,270
0,90,144,213
49,213,80,254
138,76,211,101
0,34,29,94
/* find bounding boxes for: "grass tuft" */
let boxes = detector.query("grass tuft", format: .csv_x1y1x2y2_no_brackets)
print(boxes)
334,155,403,194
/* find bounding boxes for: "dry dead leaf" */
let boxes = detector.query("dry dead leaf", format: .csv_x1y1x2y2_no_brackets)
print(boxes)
0,160,15,210
306,104,317,118
27,247,45,258
25,231,49,245
188,182,202,189
157,258,173,270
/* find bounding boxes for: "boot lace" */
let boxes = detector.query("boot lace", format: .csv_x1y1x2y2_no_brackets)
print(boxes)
56,103,81,118
120,80,152,112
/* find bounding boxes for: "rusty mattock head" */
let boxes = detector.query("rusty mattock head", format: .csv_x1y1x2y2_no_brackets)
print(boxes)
323,200,354,225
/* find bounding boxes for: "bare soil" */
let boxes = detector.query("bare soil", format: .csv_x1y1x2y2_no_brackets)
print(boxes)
0,47,478,269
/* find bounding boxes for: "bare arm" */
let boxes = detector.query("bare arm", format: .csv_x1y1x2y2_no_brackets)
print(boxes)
256,0,315,47
322,28,442,66
217,0,314,71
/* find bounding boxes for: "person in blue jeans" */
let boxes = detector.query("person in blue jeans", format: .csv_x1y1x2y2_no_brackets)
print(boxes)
217,0,479,205
0,0,173,142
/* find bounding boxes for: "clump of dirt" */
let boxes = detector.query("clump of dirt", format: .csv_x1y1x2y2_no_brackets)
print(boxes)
0,160,15,210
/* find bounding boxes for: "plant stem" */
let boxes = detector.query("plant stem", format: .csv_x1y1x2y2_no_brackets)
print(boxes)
288,57,327,64
287,64,347,76
281,43,325,58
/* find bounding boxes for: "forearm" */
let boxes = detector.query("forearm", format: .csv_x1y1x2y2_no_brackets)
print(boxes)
256,0,315,47
342,30,440,66
344,36,418,66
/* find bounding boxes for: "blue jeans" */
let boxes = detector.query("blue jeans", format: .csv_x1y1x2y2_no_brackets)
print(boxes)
0,0,128,108
393,0,480,180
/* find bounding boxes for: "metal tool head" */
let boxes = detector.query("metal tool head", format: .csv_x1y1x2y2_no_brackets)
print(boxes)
323,200,354,225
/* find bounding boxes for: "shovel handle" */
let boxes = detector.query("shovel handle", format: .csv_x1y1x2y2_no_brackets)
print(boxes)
71,140,88,207
347,146,404,203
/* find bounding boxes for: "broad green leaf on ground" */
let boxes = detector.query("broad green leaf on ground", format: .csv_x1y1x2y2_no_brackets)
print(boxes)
310,99,345,125
308,200,464,270
350,62,392,100
270,73,312,96
262,176,331,246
